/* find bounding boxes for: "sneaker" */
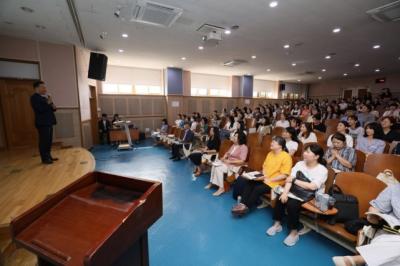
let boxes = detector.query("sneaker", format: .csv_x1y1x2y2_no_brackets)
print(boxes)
266,224,282,236
192,174,197,181
298,225,311,235
283,234,299,246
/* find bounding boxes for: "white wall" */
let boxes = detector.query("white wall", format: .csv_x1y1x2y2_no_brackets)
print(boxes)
105,65,163,88
191,72,230,90
254,79,279,98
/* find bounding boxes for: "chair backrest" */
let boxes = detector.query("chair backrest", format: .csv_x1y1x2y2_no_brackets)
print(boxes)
384,141,390,154
245,118,256,129
294,141,303,158
354,149,366,172
261,135,272,152
271,127,283,137
335,172,386,217
169,126,176,134
247,147,268,171
174,128,181,138
324,167,336,193
325,119,339,137
314,130,327,143
247,132,261,149
218,139,233,158
219,117,227,129
364,154,400,181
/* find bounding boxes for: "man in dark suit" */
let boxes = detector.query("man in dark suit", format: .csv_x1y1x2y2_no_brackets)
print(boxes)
170,122,194,161
98,113,111,144
30,81,57,164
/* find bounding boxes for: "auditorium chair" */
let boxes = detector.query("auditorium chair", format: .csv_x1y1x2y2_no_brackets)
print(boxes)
245,118,256,133
261,135,272,152
364,153,400,181
354,150,366,172
247,132,261,151
271,127,283,137
300,172,386,252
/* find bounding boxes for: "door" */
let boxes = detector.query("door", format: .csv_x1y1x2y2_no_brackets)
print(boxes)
343,90,352,100
0,79,38,148
89,85,99,145
358,88,368,100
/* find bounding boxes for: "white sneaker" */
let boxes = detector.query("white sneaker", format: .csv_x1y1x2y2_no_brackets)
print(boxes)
266,224,282,236
298,225,311,235
204,183,212,189
283,234,299,246
192,174,197,181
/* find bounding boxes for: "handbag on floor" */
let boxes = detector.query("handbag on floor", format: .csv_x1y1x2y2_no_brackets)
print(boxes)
328,185,359,224
289,171,317,202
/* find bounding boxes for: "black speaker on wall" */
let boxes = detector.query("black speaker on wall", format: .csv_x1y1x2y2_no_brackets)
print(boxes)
279,83,286,91
88,52,108,81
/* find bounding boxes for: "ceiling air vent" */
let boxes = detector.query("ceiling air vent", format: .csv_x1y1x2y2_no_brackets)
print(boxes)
367,0,400,22
130,0,183,27
196,23,225,34
223,59,247,67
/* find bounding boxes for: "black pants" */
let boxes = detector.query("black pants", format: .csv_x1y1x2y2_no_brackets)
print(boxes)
99,131,110,144
238,176,270,208
37,126,53,162
188,152,202,166
171,143,190,158
273,198,303,230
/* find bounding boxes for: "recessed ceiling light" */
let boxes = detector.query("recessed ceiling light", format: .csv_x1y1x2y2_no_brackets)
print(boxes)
246,73,251,76
373,44,381,49
118,49,124,53
122,33,128,38
283,44,290,49
322,69,326,72
224,29,231,35
291,63,296,66
181,57,186,60
251,55,257,59
297,79,301,82
325,55,331,59
35,24,46,30
198,46,204,50
354,63,360,67
269,1,278,8
332,27,341,33
169,65,174,68
266,69,271,72
318,76,322,80
343,73,348,76
375,68,381,72
20,6,34,13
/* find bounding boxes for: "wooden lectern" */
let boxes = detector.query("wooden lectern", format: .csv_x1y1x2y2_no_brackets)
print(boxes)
11,172,163,266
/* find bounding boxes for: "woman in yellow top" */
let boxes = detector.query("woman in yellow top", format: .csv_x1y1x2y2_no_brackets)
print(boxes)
232,136,292,215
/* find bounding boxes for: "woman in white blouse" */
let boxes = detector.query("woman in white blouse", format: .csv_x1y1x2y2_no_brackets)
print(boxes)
298,122,317,144
326,121,353,148
267,143,328,247
275,113,290,128
282,127,299,156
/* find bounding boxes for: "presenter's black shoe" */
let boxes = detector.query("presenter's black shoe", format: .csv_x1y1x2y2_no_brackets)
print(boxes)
169,156,176,160
42,160,53,164
51,157,59,161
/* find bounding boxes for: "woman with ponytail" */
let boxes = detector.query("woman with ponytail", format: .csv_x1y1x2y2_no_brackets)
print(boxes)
266,143,328,247
232,136,292,216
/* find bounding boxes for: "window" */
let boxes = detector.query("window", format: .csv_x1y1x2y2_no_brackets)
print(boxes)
134,85,162,95
209,89,231,97
103,83,133,94
191,88,207,96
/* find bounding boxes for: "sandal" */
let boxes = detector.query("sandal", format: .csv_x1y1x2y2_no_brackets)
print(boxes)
332,256,356,266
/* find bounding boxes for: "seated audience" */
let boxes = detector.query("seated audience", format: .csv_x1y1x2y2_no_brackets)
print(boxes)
175,114,184,128
205,131,248,196
289,117,301,135
98,113,111,144
232,136,292,215
152,118,168,144
325,133,356,172
333,184,400,266
112,113,121,125
327,121,353,148
312,114,326,133
221,116,238,139
381,116,400,143
190,116,199,132
266,144,328,247
382,102,399,118
298,122,317,144
189,127,220,177
200,117,209,135
282,127,300,156
170,122,194,161
356,122,385,155
275,113,290,128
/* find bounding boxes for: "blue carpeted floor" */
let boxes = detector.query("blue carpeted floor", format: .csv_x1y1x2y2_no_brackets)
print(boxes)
92,140,351,266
